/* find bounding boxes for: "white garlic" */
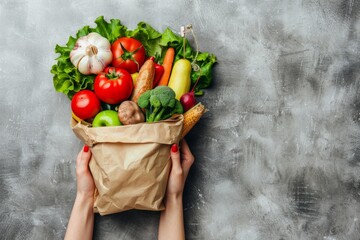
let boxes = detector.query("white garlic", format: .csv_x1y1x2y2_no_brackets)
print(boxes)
70,32,112,75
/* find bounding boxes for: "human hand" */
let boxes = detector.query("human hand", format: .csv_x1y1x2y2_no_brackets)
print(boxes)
165,140,195,200
158,140,194,239
75,145,95,200
65,145,95,240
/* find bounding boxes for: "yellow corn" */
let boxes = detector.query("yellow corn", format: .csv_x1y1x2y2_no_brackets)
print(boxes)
181,103,206,139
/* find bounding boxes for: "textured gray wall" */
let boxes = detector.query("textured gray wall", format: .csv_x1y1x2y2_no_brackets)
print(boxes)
1,0,360,239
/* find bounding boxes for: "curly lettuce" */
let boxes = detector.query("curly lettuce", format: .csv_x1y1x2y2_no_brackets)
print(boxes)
51,16,216,99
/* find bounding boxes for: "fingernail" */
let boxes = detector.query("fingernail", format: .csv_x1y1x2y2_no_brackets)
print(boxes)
171,144,178,152
83,145,89,152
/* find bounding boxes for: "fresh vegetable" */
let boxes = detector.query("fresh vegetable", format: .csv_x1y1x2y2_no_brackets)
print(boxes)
131,59,155,103
111,37,146,74
118,101,145,125
70,32,112,75
180,91,197,112
180,72,203,111
51,16,127,99
180,103,206,139
71,90,101,120
92,110,122,127
188,51,217,95
131,72,139,85
157,47,175,86
94,67,133,104
167,59,192,100
51,16,216,99
137,86,183,122
149,57,164,87
159,27,217,95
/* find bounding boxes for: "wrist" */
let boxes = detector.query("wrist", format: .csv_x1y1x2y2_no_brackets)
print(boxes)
76,192,94,205
164,193,183,206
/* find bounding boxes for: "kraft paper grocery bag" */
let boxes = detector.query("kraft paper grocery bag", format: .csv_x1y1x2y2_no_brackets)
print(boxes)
71,114,183,215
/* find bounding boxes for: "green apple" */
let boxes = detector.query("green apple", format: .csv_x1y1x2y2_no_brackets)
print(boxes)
92,110,122,127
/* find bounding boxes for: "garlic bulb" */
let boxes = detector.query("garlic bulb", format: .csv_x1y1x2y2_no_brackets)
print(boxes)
70,32,112,75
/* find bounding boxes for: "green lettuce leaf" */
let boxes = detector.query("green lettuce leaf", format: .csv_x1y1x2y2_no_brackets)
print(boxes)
126,22,163,60
51,16,216,99
90,16,127,43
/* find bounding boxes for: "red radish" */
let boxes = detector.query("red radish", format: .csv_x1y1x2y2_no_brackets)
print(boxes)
180,75,201,112
180,91,197,112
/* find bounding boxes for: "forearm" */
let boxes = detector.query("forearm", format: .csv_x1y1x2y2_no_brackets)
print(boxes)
64,194,94,240
158,195,185,240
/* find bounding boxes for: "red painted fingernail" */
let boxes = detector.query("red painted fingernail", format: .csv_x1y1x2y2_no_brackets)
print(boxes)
83,145,89,152
171,144,178,152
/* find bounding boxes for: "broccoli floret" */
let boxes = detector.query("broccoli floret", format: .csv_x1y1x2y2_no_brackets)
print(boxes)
138,90,151,108
151,86,176,106
168,98,176,108
137,86,184,122
174,100,183,114
149,94,161,108
160,99,183,121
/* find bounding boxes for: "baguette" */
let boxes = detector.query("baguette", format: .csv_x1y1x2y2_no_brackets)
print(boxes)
131,59,155,103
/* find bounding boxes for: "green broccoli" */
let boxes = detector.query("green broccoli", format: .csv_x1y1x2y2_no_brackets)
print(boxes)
138,86,184,122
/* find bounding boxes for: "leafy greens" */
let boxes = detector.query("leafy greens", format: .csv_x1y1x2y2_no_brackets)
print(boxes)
51,16,217,99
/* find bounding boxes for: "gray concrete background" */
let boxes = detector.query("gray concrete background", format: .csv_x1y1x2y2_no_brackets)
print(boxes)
1,0,360,239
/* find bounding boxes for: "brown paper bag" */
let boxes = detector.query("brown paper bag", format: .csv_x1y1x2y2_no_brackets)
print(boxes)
71,114,183,215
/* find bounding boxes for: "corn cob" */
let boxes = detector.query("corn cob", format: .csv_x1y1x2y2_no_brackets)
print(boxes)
180,103,206,139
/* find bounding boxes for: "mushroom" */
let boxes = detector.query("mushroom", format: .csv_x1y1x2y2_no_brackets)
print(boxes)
118,101,145,125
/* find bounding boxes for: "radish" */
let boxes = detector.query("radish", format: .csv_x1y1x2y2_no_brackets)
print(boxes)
180,75,201,112
180,91,197,112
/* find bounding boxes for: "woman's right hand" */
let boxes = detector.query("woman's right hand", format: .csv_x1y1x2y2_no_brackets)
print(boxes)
165,139,195,199
65,146,95,240
158,140,195,240
75,145,95,200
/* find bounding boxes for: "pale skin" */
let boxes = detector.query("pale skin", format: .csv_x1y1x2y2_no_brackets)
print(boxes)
64,140,195,240
64,146,94,240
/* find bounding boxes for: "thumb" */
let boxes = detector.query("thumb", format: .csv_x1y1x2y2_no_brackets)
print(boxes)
170,143,182,172
180,140,194,178
76,145,92,173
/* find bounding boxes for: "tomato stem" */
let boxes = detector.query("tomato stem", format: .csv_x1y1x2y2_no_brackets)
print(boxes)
106,71,120,80
119,42,142,71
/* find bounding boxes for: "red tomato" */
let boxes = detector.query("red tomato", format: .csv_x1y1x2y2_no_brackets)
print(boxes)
94,67,134,104
71,90,101,120
111,37,146,74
